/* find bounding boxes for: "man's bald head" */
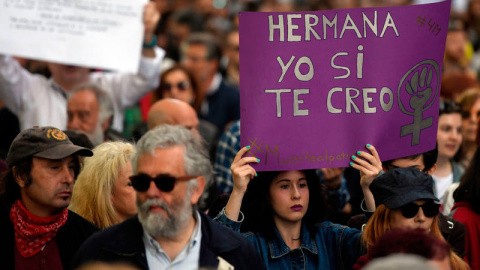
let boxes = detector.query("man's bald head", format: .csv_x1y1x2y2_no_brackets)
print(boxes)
148,99,199,132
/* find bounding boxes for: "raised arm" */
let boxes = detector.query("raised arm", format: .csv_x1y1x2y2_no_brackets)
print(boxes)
349,144,383,211
0,55,38,116
141,1,160,59
224,146,260,221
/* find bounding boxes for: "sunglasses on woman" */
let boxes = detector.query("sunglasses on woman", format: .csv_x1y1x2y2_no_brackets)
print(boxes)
162,81,190,91
398,201,439,219
129,173,197,192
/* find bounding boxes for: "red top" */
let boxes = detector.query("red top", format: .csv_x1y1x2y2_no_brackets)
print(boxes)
452,201,480,270
14,240,63,270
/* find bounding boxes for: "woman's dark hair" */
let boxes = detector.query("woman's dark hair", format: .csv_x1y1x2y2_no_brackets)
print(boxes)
383,143,438,173
240,169,326,240
152,64,201,111
453,145,480,214
439,99,462,116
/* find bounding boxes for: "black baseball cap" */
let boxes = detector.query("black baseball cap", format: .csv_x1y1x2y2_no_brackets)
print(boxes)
6,126,93,167
370,167,439,209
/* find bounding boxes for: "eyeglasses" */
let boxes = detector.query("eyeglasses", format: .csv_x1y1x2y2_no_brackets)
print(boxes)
129,173,197,192
398,201,439,219
161,81,190,91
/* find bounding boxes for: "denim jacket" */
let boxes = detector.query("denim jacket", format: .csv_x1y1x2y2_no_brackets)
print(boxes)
214,208,363,270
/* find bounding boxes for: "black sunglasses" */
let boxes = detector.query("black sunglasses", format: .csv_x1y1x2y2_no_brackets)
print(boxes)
398,201,439,219
129,173,197,192
162,81,190,91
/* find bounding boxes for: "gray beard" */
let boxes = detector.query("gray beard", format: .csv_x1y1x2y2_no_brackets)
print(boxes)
90,122,105,146
137,194,193,239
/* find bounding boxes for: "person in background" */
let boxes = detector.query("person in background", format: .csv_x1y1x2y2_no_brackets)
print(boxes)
0,2,164,133
223,29,240,89
69,141,136,229
181,32,240,133
0,126,97,269
360,167,469,270
456,88,480,169
133,98,217,162
451,146,480,270
349,144,466,258
433,100,464,202
152,65,202,112
67,83,126,146
443,18,475,78
214,120,240,194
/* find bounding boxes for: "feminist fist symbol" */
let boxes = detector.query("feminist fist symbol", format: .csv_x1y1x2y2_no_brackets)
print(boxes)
398,60,439,146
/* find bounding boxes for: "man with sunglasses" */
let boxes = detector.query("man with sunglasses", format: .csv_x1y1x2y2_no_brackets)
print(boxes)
349,144,466,258
73,125,265,270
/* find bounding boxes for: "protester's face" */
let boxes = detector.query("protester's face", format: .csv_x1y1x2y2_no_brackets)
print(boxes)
67,89,104,145
269,170,309,224
47,63,89,89
462,98,480,143
135,146,203,238
437,113,462,158
183,44,216,84
162,70,195,104
17,156,76,217
445,30,466,62
67,89,100,134
111,160,137,222
390,200,434,231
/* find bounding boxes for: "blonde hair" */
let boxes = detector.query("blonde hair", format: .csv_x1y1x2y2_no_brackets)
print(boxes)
363,205,470,270
70,141,135,229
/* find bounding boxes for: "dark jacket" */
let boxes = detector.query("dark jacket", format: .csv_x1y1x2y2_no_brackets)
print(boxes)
201,79,240,133
73,211,266,270
0,205,98,270
347,212,466,257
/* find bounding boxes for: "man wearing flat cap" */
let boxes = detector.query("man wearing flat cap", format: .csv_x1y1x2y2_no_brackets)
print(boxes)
0,126,98,270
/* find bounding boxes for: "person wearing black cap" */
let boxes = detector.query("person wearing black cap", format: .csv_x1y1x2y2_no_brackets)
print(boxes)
349,144,466,259
360,167,469,270
0,126,98,270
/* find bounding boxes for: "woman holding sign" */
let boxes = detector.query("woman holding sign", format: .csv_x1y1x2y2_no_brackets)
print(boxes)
214,146,363,269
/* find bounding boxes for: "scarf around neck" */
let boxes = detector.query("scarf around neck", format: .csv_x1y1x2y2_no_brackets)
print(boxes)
9,200,68,258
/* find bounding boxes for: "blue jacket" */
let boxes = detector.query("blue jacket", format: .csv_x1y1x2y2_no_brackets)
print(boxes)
215,209,363,270
73,211,265,270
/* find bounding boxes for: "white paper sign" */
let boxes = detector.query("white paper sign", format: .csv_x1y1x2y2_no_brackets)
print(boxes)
0,0,147,73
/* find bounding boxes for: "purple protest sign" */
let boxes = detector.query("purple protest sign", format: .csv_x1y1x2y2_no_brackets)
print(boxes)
239,1,450,171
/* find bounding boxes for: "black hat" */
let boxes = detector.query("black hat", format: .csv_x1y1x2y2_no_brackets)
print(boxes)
6,126,93,167
370,167,439,209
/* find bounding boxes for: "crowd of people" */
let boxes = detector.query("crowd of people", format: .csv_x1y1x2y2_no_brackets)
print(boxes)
1,0,480,269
